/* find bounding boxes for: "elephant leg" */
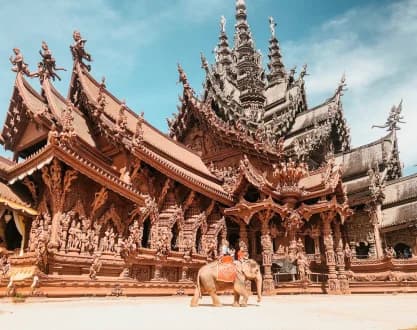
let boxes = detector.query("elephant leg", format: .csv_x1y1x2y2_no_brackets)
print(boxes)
190,287,200,307
208,289,222,307
234,281,249,307
233,292,240,307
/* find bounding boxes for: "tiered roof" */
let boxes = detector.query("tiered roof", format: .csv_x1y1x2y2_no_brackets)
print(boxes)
169,0,350,165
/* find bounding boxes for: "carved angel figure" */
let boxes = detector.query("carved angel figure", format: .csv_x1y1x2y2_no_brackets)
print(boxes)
89,254,102,280
39,41,66,81
9,48,31,75
70,30,92,70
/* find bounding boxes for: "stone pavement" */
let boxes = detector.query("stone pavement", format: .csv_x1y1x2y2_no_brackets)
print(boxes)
0,294,417,330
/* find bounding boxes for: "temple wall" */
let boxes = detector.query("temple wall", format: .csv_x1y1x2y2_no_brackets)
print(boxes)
345,211,376,257
384,229,416,254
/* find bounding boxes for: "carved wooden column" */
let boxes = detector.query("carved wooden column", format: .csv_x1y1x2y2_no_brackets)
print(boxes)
321,212,339,294
333,220,349,293
239,222,249,257
312,227,321,264
366,204,384,259
260,221,274,294
151,263,167,282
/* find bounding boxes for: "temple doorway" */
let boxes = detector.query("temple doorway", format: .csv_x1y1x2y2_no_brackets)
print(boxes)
4,214,22,250
355,242,369,259
394,243,412,259
226,218,239,250
304,235,315,255
141,217,151,248
171,223,179,251
195,227,202,254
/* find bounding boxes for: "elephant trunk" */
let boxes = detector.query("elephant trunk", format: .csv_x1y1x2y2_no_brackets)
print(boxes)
256,271,262,303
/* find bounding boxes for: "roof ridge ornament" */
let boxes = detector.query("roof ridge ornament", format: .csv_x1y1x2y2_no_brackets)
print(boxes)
372,100,405,132
70,30,92,71
38,41,66,81
9,48,31,76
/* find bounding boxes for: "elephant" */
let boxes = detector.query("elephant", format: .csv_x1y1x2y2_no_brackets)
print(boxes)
190,259,262,307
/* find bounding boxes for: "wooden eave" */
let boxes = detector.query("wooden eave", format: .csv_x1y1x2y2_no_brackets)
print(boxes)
132,144,234,206
1,75,53,151
6,141,145,206
68,61,233,204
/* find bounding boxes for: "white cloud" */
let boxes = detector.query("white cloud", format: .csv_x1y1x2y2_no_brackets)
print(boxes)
284,0,417,175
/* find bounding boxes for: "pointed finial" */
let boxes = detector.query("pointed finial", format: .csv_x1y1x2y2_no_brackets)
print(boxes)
220,15,226,34
177,63,188,86
200,53,209,70
300,64,309,79
269,17,277,38
335,73,347,97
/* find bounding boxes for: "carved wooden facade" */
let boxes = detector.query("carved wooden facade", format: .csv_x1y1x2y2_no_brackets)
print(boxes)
0,0,417,297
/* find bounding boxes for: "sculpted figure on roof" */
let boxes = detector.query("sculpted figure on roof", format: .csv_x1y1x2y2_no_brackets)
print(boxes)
70,30,92,70
39,41,66,81
372,100,405,132
9,48,31,76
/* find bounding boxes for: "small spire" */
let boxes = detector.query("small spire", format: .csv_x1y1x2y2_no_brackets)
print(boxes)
267,17,285,84
215,16,232,71
177,63,189,87
269,17,277,38
334,73,347,103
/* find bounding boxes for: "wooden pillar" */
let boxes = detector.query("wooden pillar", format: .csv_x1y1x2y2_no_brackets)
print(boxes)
333,220,349,293
312,229,321,264
371,204,384,259
261,221,274,294
239,223,249,258
321,212,339,294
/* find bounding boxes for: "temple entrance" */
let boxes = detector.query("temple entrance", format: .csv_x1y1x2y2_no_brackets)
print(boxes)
171,223,179,251
225,218,239,251
394,243,412,259
304,235,315,255
355,242,370,259
141,217,151,248
4,214,22,251
195,227,202,254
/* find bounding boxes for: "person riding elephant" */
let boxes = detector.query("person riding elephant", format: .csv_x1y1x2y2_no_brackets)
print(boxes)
190,258,262,307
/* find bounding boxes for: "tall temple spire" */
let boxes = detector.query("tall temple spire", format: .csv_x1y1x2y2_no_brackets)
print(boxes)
267,17,286,84
234,0,254,51
215,16,232,74
233,0,266,119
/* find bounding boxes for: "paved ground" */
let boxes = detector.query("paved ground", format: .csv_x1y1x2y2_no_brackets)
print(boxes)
0,294,417,330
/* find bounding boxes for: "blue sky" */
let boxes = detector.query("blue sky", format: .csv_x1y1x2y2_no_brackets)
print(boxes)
0,0,416,175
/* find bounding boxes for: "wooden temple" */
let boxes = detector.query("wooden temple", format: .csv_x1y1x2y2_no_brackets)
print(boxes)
0,0,417,297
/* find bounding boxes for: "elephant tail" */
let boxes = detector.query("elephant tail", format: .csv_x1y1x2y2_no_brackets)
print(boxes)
196,269,202,299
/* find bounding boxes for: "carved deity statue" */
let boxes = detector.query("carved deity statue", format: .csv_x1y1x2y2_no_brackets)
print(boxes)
296,251,310,281
70,30,92,70
9,48,31,76
89,254,102,280
39,41,66,81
